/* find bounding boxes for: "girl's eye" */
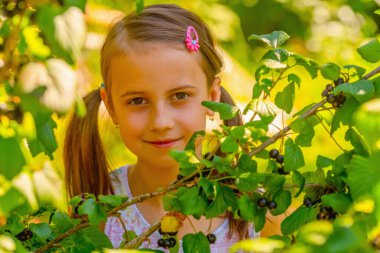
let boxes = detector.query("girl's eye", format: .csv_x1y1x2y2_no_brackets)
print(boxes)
173,92,189,100
129,97,145,105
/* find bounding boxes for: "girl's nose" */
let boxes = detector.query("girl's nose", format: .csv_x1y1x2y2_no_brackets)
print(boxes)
148,104,174,131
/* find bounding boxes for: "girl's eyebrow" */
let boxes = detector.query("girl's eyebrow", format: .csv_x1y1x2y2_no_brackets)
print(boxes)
120,84,197,98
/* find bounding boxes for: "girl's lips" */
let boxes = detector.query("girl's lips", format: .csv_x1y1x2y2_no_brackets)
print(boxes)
145,138,182,148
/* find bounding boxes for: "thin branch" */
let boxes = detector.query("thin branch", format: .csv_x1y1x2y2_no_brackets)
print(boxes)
123,222,161,249
316,115,346,152
363,66,380,80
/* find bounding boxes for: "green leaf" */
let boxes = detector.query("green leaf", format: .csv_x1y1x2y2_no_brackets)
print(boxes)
238,194,255,221
78,198,107,225
271,190,291,216
321,192,351,213
177,187,207,218
183,233,210,253
0,137,25,180
198,178,213,198
275,83,295,114
29,223,52,240
261,49,290,69
292,170,305,197
35,118,58,159
0,187,25,216
322,227,361,253
237,154,257,173
254,65,271,82
201,101,239,120
185,130,205,151
221,135,239,153
316,155,334,169
136,0,144,14
332,151,353,176
82,225,113,249
236,173,261,192
288,73,301,88
284,138,305,172
331,97,359,134
357,39,380,63
291,54,318,79
98,195,128,207
333,80,374,103
343,65,366,78
244,98,278,117
320,63,341,81
64,0,86,12
253,205,267,232
206,185,236,218
281,206,316,235
264,174,286,194
51,211,75,233
346,155,376,200
248,31,290,48
345,128,369,156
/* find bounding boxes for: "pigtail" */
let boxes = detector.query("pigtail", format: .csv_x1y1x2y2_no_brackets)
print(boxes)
64,89,113,198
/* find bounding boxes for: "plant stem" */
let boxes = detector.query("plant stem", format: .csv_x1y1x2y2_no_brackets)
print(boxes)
316,115,346,152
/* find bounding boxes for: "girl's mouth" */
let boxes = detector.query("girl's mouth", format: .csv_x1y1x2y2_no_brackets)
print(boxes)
145,138,182,148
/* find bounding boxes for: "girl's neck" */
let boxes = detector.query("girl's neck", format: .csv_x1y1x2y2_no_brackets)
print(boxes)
128,160,179,196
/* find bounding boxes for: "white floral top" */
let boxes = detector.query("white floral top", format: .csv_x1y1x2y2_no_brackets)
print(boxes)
104,166,259,252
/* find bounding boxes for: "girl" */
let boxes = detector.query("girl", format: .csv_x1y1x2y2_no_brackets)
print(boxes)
64,4,259,251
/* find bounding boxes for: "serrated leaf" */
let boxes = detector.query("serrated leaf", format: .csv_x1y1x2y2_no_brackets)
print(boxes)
248,31,290,48
316,155,334,169
0,137,25,180
253,206,267,232
281,206,316,235
98,195,128,207
236,173,261,192
284,139,305,172
255,65,271,82
261,49,290,69
183,233,210,253
201,101,239,120
221,135,239,153
343,65,366,78
237,154,257,173
185,130,205,151
177,187,207,218
51,211,75,233
238,194,255,220
345,128,369,156
78,198,107,225
346,155,376,200
320,63,340,81
333,80,374,103
271,190,291,216
29,223,52,240
292,54,319,79
275,83,295,114
357,39,380,63
292,170,305,197
331,97,359,134
82,225,113,249
321,192,351,213
245,98,278,117
206,185,236,218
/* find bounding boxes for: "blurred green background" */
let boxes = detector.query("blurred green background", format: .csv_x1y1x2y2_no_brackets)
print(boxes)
47,0,380,206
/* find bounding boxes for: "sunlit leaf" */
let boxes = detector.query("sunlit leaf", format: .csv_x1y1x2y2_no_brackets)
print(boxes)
248,31,290,48
275,83,295,113
333,80,374,103
183,233,210,253
357,39,380,63
201,101,239,120
281,206,316,235
320,63,340,81
0,137,25,180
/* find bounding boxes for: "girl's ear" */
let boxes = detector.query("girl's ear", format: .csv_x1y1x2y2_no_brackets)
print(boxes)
207,77,221,117
100,88,118,125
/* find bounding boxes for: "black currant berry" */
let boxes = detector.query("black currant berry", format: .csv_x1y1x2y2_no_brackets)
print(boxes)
321,89,329,97
207,233,217,244
327,94,337,104
16,228,33,241
163,238,172,248
303,198,313,207
157,238,165,247
267,201,277,210
257,197,268,208
269,149,279,159
334,77,344,86
276,155,284,164
325,84,334,91
336,94,346,104
169,237,176,247
277,166,289,175
332,101,340,108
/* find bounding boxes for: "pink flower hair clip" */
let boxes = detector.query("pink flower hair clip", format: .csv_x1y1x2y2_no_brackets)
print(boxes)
185,26,200,52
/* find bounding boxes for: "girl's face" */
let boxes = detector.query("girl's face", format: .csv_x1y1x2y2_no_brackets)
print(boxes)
103,43,221,167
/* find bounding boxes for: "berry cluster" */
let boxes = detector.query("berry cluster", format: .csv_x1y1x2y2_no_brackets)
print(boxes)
316,206,337,221
157,237,176,248
257,197,277,210
16,228,33,241
269,149,288,175
321,78,346,108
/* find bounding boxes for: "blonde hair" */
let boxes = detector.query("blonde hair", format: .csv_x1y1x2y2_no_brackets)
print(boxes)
64,3,246,238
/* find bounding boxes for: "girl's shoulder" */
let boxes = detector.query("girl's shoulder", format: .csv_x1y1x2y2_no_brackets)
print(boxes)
109,165,131,196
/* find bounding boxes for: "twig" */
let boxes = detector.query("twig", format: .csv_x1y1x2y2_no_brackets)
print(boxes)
363,66,380,80
315,115,346,152
123,222,161,249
